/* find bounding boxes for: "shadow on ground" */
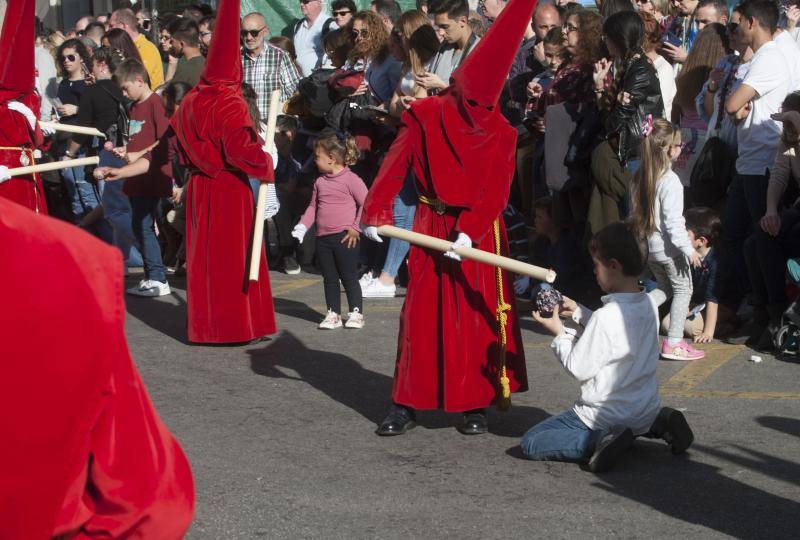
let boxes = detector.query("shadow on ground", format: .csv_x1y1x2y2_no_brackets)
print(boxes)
124,279,189,344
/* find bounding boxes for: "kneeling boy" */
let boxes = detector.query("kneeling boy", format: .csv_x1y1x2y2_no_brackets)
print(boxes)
521,222,694,472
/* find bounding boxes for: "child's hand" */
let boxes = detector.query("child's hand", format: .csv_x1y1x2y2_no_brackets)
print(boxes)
532,304,564,336
341,228,360,249
688,250,703,268
694,332,714,344
559,295,578,317
112,146,127,160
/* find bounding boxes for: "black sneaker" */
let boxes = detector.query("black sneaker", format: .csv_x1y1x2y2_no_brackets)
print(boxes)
652,407,694,454
282,255,301,275
588,428,634,472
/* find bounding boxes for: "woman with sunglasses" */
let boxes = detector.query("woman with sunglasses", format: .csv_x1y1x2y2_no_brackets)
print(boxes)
332,0,357,29
158,15,180,83
55,38,101,223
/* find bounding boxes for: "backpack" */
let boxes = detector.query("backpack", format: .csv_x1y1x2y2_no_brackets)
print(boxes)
294,17,335,39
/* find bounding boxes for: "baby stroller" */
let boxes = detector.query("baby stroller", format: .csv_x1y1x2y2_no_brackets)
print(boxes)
773,258,800,357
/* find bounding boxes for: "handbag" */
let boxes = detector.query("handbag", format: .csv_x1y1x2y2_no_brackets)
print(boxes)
689,63,737,207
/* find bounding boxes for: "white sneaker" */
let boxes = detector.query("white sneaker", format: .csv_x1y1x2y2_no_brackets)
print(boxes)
318,310,343,329
345,307,365,329
126,279,171,297
362,279,396,298
359,272,375,291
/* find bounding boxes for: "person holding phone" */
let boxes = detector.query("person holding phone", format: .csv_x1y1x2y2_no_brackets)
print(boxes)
55,38,100,222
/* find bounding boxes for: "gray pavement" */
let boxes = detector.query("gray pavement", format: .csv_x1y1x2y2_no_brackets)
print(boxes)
125,270,800,539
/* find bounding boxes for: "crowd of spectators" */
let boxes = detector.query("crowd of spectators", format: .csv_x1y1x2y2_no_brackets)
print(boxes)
30,0,800,355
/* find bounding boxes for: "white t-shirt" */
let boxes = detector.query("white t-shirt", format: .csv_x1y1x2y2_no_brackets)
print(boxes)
774,30,800,91
294,15,336,77
552,293,662,435
653,54,676,119
736,41,791,176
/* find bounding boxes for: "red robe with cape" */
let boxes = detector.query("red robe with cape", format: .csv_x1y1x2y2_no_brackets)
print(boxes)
362,98,528,412
0,199,194,538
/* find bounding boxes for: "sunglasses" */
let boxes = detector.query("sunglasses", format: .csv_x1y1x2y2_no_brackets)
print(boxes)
728,22,739,32
353,29,369,38
332,10,351,16
564,22,579,33
159,34,171,41
62,53,77,62
241,28,264,38
200,31,212,37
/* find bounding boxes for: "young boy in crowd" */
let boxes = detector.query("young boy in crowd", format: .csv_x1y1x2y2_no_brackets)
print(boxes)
271,115,304,274
521,221,694,472
661,207,726,342
114,59,173,297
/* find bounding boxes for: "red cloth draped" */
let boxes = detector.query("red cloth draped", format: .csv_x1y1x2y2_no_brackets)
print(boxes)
362,101,527,412
0,199,194,538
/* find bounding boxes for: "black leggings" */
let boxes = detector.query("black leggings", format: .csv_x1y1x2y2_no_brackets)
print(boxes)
316,231,363,315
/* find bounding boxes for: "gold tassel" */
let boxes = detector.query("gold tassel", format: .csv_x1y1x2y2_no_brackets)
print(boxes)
492,219,513,412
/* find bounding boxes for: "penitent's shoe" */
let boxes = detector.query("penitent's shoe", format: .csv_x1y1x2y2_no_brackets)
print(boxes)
588,428,634,472
660,339,705,360
457,409,488,435
376,404,416,436
318,310,343,329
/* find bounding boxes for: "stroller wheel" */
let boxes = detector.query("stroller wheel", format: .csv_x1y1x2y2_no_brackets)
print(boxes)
774,324,799,355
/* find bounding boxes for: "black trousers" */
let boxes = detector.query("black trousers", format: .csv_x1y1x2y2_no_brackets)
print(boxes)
316,231,362,315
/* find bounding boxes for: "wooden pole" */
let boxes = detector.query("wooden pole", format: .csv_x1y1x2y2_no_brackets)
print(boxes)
5,156,100,178
376,224,557,283
248,90,281,282
39,121,105,138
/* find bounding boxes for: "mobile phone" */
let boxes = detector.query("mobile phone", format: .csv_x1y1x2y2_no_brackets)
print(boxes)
661,32,681,48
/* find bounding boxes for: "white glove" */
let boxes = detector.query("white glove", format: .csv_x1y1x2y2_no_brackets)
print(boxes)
514,276,531,296
291,223,307,243
444,232,472,261
7,101,37,130
0,165,10,184
264,182,280,219
39,123,55,137
363,225,383,243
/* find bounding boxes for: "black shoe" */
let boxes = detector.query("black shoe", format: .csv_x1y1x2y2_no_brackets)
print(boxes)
375,404,416,436
651,407,694,454
282,255,301,275
458,409,488,435
588,428,634,472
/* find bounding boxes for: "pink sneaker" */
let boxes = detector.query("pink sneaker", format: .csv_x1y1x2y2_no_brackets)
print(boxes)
661,339,705,360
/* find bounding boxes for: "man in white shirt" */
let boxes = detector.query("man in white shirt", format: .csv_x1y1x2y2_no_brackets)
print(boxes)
723,0,791,313
293,0,336,77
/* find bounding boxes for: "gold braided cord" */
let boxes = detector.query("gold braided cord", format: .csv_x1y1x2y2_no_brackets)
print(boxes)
493,218,512,411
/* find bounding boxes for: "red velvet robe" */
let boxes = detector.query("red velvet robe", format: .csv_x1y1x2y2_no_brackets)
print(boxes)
0,199,194,538
362,99,528,412
0,99,48,213
175,86,276,344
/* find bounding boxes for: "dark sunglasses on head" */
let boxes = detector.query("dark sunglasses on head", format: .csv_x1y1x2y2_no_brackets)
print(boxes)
353,29,369,38
62,53,77,62
332,10,351,16
240,28,264,38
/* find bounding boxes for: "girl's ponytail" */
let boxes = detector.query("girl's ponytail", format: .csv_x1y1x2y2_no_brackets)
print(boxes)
314,131,361,167
630,117,679,238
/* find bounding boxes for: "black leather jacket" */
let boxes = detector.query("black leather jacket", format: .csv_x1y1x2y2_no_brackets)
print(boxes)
605,52,664,165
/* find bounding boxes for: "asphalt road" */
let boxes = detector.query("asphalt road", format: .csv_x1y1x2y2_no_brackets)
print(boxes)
124,270,800,539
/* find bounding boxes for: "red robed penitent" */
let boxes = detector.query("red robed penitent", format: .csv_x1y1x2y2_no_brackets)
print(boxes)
0,198,194,538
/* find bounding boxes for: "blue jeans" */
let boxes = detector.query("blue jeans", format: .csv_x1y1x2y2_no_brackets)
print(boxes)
100,151,143,267
381,176,417,278
62,150,100,219
129,196,166,282
520,409,603,462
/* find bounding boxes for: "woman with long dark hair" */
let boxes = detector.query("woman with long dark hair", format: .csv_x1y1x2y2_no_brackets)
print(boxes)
593,10,663,170
55,38,99,222
102,28,144,64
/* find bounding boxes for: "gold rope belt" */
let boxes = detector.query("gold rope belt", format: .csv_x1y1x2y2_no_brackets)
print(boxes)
418,194,450,215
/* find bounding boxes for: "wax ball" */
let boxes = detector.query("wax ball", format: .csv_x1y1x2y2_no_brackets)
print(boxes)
535,288,563,317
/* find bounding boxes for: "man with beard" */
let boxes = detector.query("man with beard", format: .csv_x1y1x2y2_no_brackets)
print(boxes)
167,17,205,88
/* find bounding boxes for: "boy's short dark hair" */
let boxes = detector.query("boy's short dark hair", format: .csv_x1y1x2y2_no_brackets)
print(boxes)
332,0,358,13
740,0,779,33
428,0,469,20
589,221,648,277
167,18,200,47
276,115,299,134
114,58,151,86
543,26,564,47
685,207,722,245
533,196,552,214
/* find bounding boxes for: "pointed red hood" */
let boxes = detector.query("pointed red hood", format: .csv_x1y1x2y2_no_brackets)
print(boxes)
0,0,36,102
450,0,539,108
198,0,242,88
